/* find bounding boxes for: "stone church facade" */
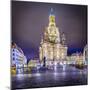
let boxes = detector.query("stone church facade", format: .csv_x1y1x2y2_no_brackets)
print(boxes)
39,9,68,66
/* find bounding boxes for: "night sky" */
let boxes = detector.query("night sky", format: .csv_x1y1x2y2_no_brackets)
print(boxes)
12,1,87,60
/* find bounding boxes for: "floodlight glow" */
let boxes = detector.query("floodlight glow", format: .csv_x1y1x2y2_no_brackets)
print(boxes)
54,62,57,66
63,61,66,65
54,65,57,71
54,72,58,76
36,65,40,70
16,74,24,80
35,73,41,77
63,65,66,71
60,62,63,65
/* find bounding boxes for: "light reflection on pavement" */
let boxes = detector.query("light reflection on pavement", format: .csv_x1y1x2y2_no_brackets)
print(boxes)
11,65,87,89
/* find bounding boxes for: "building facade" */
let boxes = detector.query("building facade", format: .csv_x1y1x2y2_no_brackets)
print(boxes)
28,59,41,71
83,44,88,65
70,52,83,65
11,42,27,74
39,9,68,66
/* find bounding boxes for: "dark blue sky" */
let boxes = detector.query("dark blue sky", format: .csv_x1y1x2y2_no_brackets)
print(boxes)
12,1,87,60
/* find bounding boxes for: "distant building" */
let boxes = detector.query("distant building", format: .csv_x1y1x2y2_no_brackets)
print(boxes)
83,44,88,65
28,58,41,71
11,42,27,74
70,53,78,64
70,52,83,65
66,56,73,64
39,9,68,66
75,52,83,65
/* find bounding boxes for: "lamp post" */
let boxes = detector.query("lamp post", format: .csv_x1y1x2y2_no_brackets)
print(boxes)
43,56,46,67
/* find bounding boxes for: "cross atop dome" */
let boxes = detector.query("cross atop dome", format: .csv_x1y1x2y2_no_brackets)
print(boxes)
50,8,54,16
50,8,54,15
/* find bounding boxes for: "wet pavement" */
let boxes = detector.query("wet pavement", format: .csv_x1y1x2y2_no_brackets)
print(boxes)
11,65,87,90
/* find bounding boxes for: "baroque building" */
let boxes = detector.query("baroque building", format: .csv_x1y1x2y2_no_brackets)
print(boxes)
39,9,68,66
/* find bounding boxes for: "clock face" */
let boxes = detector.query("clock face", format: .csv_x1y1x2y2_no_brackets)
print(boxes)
48,27,57,43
